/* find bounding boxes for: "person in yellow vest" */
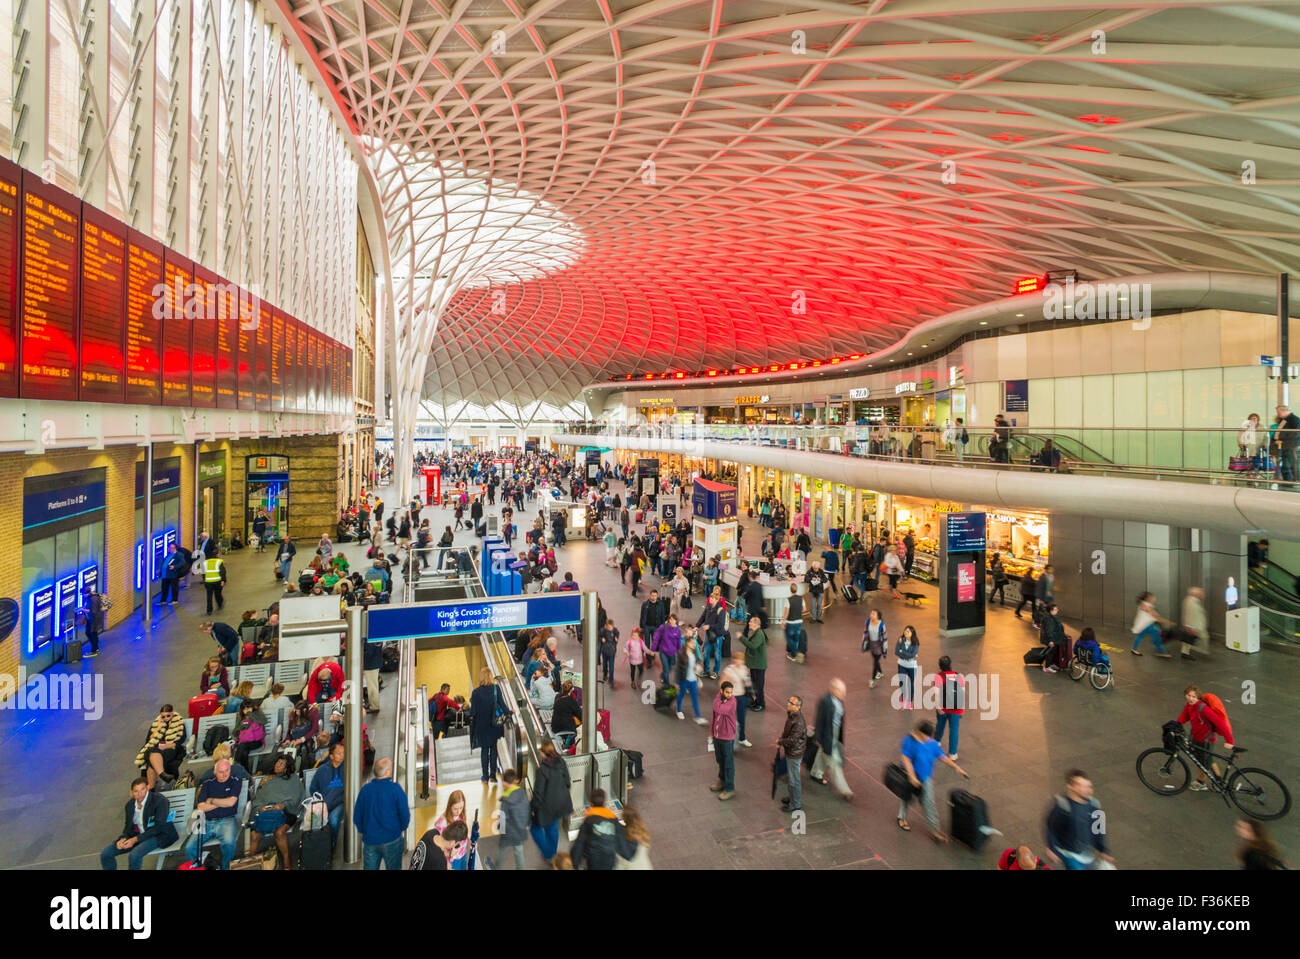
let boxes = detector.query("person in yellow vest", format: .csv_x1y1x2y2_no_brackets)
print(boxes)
203,548,228,614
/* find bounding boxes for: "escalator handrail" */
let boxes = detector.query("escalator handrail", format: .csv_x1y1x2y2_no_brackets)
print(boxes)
1250,599,1300,620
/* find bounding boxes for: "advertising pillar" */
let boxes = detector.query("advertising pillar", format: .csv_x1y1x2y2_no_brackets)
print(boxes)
939,511,986,639
635,458,660,502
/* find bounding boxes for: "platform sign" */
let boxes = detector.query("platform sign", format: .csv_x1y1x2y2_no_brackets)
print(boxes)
367,593,583,642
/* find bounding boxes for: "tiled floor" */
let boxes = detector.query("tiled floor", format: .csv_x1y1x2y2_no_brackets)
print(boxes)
4,483,1297,869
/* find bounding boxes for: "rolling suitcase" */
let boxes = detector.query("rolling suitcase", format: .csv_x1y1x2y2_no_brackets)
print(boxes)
188,692,221,734
298,794,332,870
950,789,991,850
64,638,83,664
840,584,859,603
1022,646,1049,666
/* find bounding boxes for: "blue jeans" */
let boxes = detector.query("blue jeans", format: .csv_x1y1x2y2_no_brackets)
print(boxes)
480,740,500,781
182,815,238,868
715,739,735,790
1132,623,1166,654
279,559,292,581
100,831,173,870
733,694,748,740
699,639,721,675
676,679,701,718
659,653,676,686
853,572,868,594
934,712,961,755
530,821,560,861
785,623,803,656
363,837,404,870
898,666,917,706
328,804,344,850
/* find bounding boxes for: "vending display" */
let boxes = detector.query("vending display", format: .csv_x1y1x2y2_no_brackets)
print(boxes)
78,204,127,403
20,174,80,400
1,169,349,411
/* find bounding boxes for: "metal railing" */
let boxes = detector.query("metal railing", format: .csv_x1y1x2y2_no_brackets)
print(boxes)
560,424,1300,491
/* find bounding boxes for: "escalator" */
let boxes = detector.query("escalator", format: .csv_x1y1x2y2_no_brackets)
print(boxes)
970,431,1114,467
1248,559,1300,643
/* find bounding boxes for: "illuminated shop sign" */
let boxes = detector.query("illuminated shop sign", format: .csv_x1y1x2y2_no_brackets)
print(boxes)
849,388,870,400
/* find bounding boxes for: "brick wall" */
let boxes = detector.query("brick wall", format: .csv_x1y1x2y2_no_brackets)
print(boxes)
227,434,344,544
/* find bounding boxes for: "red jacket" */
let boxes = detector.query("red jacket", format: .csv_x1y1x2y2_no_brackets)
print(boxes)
998,848,1050,870
307,661,345,704
1178,699,1233,746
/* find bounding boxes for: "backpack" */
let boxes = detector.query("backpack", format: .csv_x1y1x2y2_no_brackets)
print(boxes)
940,671,965,710
203,723,231,756
1199,693,1226,720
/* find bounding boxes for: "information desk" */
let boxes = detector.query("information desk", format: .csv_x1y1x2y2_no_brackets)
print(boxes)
718,564,808,626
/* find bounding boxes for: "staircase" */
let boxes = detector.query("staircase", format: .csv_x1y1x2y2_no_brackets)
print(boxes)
434,733,481,786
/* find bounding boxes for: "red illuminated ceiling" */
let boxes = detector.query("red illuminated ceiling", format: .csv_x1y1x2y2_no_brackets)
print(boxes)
283,0,1300,408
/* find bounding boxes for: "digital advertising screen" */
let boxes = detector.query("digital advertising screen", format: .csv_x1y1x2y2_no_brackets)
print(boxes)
161,250,193,406
0,157,20,398
20,174,80,400
214,276,238,409
124,230,164,405
78,203,127,403
190,263,218,407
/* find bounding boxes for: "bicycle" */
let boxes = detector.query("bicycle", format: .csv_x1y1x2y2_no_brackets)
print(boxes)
1136,731,1291,821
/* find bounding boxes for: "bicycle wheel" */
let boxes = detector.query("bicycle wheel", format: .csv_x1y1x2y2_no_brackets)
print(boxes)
1069,658,1087,681
1090,665,1113,691
1227,767,1293,821
1137,748,1190,796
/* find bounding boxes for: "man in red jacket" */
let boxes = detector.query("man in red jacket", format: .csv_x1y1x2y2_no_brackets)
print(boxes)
1176,685,1235,790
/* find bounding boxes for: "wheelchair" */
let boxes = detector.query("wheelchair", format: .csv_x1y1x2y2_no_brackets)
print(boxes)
1069,642,1114,690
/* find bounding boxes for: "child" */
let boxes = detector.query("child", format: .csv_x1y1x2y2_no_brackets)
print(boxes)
599,620,620,689
498,769,530,870
622,626,650,687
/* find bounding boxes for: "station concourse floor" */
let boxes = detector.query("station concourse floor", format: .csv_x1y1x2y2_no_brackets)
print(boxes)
3,489,1298,871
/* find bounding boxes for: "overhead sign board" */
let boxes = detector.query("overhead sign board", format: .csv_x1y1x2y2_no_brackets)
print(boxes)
366,593,583,643
848,387,870,400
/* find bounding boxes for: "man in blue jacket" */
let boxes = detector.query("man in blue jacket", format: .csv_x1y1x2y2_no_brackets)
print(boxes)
352,757,409,870
1045,769,1115,870
159,544,189,606
310,743,347,849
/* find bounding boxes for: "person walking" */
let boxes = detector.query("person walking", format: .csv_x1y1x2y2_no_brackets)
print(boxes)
898,719,969,841
739,616,768,711
709,681,739,801
528,739,573,866
469,666,509,783
277,536,297,583
784,584,806,664
651,614,683,687
808,678,853,801
1014,568,1037,620
599,619,620,689
1275,405,1300,482
805,561,827,622
353,757,410,870
200,547,227,614
674,632,708,725
1039,564,1056,609
895,625,919,708
882,547,905,600
988,552,1008,606
1044,769,1114,869
1179,586,1208,661
497,769,530,870
777,694,807,813
622,627,650,688
719,653,753,749
1130,591,1174,658
932,655,965,759
695,591,727,679
862,608,887,688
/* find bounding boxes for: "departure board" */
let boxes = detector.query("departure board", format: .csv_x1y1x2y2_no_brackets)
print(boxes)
281,315,296,413
0,157,19,397
79,205,127,402
161,251,192,406
320,335,331,414
236,288,255,409
333,340,343,413
214,278,238,408
269,306,285,413
307,327,319,413
124,230,163,405
190,263,217,407
20,175,80,400
254,297,271,411
345,349,353,410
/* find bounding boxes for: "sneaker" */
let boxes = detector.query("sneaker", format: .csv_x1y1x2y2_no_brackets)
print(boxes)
1154,653,1172,660
718,790,735,801
869,679,876,689
709,781,724,792
739,739,753,748
795,654,806,664
84,651,100,658
694,717,708,726
785,654,796,662
676,711,685,719
1189,781,1209,792
1042,665,1058,673
1130,649,1143,656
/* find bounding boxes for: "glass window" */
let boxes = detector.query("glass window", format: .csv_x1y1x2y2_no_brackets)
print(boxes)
22,535,56,654
0,0,13,155
153,0,173,241
46,0,80,189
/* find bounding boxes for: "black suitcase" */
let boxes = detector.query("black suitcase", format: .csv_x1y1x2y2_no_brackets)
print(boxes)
864,577,878,593
1023,646,1049,666
950,789,990,850
299,825,332,870
802,739,820,770
626,749,645,780
840,584,859,603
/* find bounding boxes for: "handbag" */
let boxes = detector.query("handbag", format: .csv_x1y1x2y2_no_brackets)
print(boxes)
884,762,916,800
680,594,693,609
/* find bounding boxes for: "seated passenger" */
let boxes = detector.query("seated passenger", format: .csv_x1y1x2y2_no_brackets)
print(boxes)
550,681,582,736
232,699,268,772
249,755,303,868
530,665,557,711
309,743,347,849
523,649,547,689
1073,627,1104,665
183,759,243,869
198,743,251,787
199,656,230,698
280,702,317,752
307,658,345,704
224,679,255,715
134,703,186,789
100,777,179,871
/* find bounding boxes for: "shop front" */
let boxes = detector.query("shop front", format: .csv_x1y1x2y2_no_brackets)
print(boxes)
198,451,228,541
134,457,183,610
979,508,1050,599
22,469,108,671
245,454,290,544
634,397,678,424
890,496,966,583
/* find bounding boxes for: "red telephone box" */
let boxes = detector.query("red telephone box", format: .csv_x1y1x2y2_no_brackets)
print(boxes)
422,466,441,504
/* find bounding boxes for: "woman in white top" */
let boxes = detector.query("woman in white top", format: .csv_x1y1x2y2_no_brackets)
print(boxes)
1131,591,1173,658
669,568,690,620
615,806,654,870
1239,413,1261,459
862,608,888,688
882,547,906,599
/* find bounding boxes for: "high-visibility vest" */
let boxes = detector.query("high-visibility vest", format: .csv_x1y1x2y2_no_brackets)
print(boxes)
203,558,224,582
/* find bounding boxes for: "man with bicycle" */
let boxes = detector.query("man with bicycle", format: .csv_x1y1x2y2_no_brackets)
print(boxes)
1176,685,1235,791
